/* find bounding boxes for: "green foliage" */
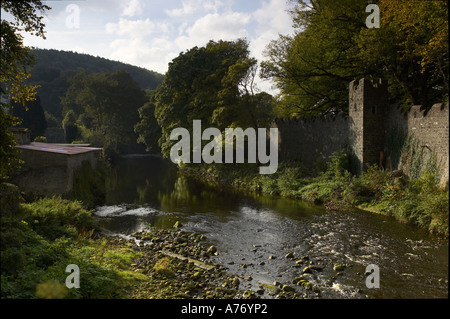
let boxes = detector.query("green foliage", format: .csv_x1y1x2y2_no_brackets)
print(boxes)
262,0,449,116
21,197,97,241
399,135,440,180
62,110,78,143
72,160,108,208
261,0,367,116
1,197,145,299
33,135,46,142
135,93,161,152
61,70,147,157
0,110,22,180
357,0,448,109
151,39,274,158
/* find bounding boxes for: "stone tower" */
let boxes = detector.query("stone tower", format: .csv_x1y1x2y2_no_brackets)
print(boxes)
349,78,388,174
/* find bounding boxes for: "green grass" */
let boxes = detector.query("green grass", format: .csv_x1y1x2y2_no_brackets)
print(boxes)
0,196,146,299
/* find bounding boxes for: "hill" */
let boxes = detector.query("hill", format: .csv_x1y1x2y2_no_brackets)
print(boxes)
27,49,164,120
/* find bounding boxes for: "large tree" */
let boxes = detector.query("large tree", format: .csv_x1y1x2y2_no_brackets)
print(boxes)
1,0,50,180
144,39,274,158
261,0,367,117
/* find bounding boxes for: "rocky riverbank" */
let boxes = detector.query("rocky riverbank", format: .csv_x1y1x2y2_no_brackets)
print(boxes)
106,226,325,299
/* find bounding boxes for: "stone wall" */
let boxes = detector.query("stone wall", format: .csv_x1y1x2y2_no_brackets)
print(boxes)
12,148,100,196
274,113,349,169
274,78,449,186
385,103,449,186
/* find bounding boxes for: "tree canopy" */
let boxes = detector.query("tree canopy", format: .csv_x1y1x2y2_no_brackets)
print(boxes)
261,0,449,117
139,39,274,158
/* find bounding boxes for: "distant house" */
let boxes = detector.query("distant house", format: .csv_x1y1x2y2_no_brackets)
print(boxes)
13,136,102,196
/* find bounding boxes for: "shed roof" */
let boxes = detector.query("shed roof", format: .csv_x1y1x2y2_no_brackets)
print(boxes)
16,142,102,155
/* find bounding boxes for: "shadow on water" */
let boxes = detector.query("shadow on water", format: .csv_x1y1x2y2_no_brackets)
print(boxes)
93,155,448,299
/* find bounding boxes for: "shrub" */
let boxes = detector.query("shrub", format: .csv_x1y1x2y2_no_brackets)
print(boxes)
21,197,97,241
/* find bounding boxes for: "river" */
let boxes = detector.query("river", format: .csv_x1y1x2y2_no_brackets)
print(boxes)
93,155,448,299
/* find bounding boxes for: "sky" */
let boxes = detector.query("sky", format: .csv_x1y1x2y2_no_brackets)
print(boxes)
5,0,297,94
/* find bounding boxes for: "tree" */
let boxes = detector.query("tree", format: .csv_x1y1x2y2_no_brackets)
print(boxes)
61,70,147,156
261,0,367,117
0,0,50,180
135,92,161,152
10,96,47,139
357,0,448,109
62,110,78,143
150,39,274,158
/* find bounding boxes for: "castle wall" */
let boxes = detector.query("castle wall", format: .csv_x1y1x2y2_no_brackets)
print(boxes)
274,113,349,169
385,103,449,185
274,78,449,186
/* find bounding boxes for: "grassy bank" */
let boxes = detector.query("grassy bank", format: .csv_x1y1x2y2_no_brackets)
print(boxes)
1,195,142,298
180,150,449,238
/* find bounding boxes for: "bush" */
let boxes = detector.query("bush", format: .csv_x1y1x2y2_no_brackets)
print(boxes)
21,197,97,241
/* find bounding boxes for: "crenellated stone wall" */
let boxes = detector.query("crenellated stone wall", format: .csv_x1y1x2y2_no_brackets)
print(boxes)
273,78,449,186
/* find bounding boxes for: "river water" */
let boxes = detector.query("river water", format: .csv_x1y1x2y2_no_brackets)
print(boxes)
93,155,448,299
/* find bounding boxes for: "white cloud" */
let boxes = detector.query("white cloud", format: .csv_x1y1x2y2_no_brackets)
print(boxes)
121,0,144,17
175,12,251,49
165,0,225,17
109,37,177,74
165,0,199,18
105,18,155,37
250,0,294,67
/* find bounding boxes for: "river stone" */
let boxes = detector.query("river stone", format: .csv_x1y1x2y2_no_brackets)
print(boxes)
285,252,295,259
260,283,281,295
302,282,313,290
302,266,312,274
282,285,296,292
207,245,218,255
333,264,345,272
292,277,306,285
310,265,323,272
243,290,256,299
173,221,182,228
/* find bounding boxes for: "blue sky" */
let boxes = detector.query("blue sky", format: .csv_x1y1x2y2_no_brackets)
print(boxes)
6,0,297,93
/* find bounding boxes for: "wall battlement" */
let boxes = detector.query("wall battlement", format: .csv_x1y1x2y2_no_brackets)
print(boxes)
273,78,449,186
